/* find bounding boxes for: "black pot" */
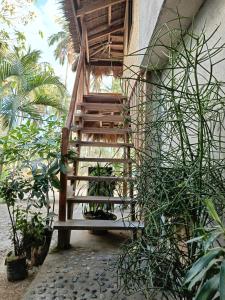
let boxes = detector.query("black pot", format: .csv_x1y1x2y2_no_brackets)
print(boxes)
6,256,27,282
84,210,117,235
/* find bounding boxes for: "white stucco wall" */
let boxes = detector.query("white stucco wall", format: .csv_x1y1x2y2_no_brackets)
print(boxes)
190,0,225,81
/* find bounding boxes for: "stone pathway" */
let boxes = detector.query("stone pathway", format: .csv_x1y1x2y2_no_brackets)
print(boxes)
23,246,146,300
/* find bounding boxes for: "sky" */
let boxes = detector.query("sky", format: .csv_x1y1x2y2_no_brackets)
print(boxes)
0,0,112,93
18,0,74,93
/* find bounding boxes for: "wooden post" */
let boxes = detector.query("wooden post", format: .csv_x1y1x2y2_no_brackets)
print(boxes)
58,127,71,249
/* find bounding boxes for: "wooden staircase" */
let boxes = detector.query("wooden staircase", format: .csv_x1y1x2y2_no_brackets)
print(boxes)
54,31,143,249
55,93,144,248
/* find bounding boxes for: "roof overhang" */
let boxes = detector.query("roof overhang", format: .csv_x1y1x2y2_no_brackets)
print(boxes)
63,0,127,76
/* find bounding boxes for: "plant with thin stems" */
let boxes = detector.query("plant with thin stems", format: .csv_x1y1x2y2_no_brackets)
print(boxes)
117,20,225,299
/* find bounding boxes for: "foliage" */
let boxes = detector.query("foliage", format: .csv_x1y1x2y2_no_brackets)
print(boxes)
84,164,116,213
48,18,75,66
184,199,225,300
0,118,65,259
0,47,66,129
117,21,225,299
0,117,65,255
0,172,32,256
0,0,36,27
0,116,63,167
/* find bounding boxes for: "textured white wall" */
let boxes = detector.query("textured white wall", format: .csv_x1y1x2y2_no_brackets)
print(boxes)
190,0,225,81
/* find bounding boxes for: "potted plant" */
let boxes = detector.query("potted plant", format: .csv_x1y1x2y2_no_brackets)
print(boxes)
16,210,49,266
0,173,30,281
26,158,61,266
83,164,117,224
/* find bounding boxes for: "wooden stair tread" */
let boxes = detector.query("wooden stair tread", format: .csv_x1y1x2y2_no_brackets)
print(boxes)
84,94,126,103
67,196,135,204
54,219,144,231
70,141,134,148
67,175,135,182
73,127,131,135
75,157,131,163
77,103,126,112
75,114,125,122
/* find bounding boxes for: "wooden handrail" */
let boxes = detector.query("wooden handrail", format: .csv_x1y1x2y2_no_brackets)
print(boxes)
59,29,86,223
66,33,86,129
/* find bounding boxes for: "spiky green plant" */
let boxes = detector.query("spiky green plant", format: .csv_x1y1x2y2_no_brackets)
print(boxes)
117,20,225,300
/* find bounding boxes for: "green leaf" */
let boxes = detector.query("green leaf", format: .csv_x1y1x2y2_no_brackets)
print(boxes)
60,163,68,174
187,236,204,244
220,260,225,299
204,229,223,251
48,159,59,175
204,198,223,227
188,258,221,290
51,175,60,190
196,275,219,300
184,249,224,285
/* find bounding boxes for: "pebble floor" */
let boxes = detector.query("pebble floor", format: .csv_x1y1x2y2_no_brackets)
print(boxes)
23,245,146,300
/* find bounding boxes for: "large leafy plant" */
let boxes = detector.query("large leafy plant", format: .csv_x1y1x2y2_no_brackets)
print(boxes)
84,163,116,214
0,172,32,257
0,117,65,226
184,199,225,300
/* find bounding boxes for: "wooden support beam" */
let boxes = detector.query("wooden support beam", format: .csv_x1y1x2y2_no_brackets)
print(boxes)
88,19,124,37
89,41,108,49
90,61,123,67
90,45,107,57
85,32,89,63
110,44,124,50
89,24,124,42
110,49,123,54
77,0,126,17
111,35,124,42
108,5,111,58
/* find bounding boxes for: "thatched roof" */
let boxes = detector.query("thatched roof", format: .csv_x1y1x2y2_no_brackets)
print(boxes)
62,0,126,76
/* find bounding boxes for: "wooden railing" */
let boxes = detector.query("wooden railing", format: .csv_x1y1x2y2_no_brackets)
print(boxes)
123,72,146,163
58,31,87,222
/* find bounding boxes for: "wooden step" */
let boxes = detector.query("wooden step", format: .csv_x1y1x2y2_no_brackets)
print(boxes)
54,219,144,231
73,127,131,135
70,141,134,148
75,114,125,122
84,94,126,103
77,103,126,112
75,157,131,163
67,196,135,204
67,175,134,182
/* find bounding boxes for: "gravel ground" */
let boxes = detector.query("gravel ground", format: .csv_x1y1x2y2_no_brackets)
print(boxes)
23,247,147,300
0,204,11,258
0,203,35,300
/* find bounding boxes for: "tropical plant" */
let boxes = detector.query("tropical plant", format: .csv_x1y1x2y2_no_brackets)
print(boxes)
48,19,74,66
117,21,225,299
83,163,116,219
0,172,32,257
48,18,76,88
0,116,63,175
0,47,66,129
184,199,225,300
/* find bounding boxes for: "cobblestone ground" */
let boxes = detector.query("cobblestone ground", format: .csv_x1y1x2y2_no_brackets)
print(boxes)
23,247,148,300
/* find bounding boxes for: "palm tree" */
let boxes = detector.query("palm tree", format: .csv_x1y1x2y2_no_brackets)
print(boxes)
0,47,66,129
48,19,75,88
